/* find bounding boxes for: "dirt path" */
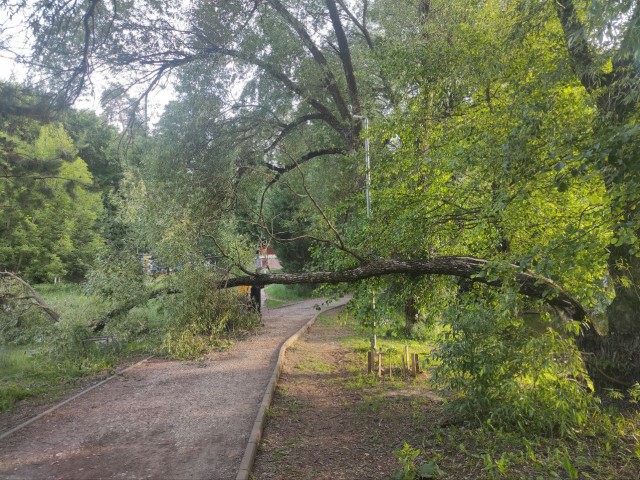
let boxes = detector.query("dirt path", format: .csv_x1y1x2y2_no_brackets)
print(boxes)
252,307,440,480
0,297,347,480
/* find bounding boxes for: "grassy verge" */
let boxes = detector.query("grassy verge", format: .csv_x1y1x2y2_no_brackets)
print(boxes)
254,309,640,480
0,284,166,414
264,284,318,308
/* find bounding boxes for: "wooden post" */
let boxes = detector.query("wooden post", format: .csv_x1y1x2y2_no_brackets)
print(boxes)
404,345,410,375
377,352,382,377
414,353,420,374
410,352,416,376
368,351,373,374
402,353,407,379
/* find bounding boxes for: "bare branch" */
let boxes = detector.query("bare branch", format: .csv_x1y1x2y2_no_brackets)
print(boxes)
266,0,351,120
0,271,60,322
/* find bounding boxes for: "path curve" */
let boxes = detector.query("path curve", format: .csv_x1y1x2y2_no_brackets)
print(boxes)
0,297,348,480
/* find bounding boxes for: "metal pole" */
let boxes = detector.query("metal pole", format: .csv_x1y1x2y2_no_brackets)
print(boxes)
364,116,371,219
353,114,371,219
354,113,376,349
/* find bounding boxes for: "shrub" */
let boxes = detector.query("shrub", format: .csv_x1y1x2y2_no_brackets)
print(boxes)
433,288,601,437
162,267,260,359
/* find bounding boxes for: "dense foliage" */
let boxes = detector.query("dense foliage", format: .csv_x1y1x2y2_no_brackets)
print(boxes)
1,0,640,456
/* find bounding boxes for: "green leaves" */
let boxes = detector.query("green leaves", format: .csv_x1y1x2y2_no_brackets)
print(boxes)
392,442,443,480
0,118,104,282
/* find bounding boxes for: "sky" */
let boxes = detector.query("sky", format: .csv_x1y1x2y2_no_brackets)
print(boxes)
0,9,174,124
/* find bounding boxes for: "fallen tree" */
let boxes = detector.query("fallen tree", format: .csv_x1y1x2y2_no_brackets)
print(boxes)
219,256,588,322
3,256,596,357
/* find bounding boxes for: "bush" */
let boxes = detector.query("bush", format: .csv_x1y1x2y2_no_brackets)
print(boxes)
84,250,147,306
162,267,261,359
434,288,601,437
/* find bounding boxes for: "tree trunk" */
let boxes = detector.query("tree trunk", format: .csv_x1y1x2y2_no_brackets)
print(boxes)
221,256,589,323
554,0,640,389
404,295,419,334
580,245,640,388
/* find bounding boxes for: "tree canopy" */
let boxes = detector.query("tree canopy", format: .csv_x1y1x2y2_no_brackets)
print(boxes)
2,0,640,389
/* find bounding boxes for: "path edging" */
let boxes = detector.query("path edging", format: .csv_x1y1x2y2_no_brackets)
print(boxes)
235,302,344,480
0,356,153,442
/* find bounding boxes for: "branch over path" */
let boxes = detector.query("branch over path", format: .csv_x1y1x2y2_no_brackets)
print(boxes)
220,256,588,322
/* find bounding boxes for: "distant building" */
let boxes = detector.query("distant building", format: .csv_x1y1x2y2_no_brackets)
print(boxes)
257,246,281,271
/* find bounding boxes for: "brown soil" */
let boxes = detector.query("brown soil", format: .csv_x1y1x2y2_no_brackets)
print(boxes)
251,309,640,480
251,308,443,480
0,298,347,480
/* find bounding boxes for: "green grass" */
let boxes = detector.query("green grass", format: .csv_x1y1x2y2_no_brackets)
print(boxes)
0,345,91,412
265,298,286,309
295,357,335,373
264,284,317,305
0,283,168,413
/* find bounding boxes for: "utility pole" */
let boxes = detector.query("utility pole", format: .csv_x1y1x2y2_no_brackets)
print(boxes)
354,115,371,219
354,114,376,350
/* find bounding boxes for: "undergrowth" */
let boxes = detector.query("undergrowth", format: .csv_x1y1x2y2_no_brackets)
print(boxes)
162,268,261,359
0,273,261,412
318,300,640,479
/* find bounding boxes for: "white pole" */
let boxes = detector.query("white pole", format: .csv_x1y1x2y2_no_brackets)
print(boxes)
364,116,371,219
354,114,376,349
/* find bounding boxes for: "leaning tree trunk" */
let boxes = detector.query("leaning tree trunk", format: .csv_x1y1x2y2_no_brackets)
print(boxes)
580,245,640,388
554,0,640,389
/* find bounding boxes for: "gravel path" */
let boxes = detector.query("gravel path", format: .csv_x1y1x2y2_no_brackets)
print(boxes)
0,297,347,480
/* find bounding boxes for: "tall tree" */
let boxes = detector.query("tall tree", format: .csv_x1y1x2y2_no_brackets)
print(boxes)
546,0,640,386
6,0,640,388
0,117,103,281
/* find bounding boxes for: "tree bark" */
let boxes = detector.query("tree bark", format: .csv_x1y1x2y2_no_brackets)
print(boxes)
555,0,640,387
219,256,588,322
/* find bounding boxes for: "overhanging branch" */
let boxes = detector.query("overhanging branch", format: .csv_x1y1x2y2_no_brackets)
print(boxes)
218,256,588,321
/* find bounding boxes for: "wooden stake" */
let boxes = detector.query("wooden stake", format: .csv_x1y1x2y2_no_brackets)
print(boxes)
402,353,408,380
367,351,373,374
411,352,416,376
414,353,420,374
377,352,382,377
404,345,410,375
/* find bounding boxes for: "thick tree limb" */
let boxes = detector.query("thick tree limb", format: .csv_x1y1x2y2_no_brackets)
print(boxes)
263,147,346,175
218,256,588,321
326,0,360,115
335,0,373,49
555,0,638,119
267,0,351,120
90,287,179,332
554,0,605,95
264,113,327,153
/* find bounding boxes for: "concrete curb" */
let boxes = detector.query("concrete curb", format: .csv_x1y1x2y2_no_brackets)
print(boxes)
235,301,346,480
0,356,154,442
